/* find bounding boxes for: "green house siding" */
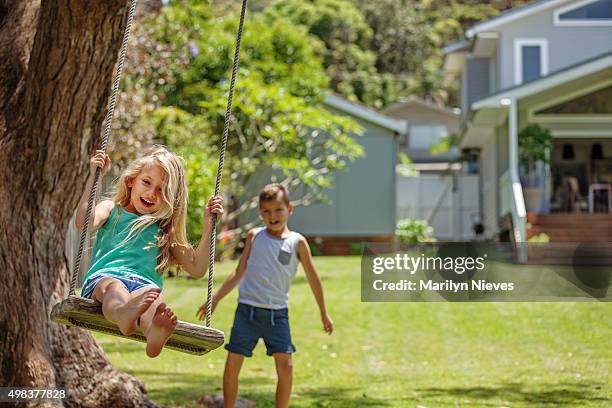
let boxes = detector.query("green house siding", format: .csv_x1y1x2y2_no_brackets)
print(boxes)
289,119,397,236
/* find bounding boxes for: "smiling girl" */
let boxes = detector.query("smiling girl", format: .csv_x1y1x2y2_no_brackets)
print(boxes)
75,146,223,357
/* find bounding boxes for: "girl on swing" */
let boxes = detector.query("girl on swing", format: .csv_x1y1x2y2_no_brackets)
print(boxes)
75,146,223,357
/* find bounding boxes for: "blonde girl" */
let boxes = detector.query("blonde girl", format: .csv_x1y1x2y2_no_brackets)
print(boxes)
75,146,223,358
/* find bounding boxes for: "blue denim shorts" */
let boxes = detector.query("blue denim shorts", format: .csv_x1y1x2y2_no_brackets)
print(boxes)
225,303,296,357
81,271,159,300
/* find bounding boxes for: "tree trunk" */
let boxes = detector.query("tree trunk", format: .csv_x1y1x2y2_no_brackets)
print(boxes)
0,1,161,407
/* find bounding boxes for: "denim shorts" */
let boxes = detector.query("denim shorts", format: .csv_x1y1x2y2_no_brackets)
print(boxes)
81,271,159,300
225,303,296,357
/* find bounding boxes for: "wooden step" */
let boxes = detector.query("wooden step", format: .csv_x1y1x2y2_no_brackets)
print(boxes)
527,227,612,241
527,212,612,223
526,212,612,242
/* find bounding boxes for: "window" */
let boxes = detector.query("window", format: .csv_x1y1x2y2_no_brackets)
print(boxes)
514,39,548,85
555,0,612,26
409,125,448,150
521,46,541,83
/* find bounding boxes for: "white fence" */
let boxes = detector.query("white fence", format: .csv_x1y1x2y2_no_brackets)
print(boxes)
396,173,480,240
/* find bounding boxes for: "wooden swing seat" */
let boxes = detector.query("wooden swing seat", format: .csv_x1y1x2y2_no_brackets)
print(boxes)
51,296,224,355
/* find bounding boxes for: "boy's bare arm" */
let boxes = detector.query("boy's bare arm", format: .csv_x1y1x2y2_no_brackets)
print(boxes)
298,238,333,334
214,229,254,301
196,229,256,320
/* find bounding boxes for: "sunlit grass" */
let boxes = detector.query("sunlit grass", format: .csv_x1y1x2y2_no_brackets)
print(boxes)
95,257,611,407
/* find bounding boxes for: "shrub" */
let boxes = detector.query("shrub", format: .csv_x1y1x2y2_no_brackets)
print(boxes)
395,218,436,243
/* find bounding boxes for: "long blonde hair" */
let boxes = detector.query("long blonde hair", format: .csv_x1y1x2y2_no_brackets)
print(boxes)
109,145,189,274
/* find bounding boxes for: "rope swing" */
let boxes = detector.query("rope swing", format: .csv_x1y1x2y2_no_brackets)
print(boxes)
51,0,249,356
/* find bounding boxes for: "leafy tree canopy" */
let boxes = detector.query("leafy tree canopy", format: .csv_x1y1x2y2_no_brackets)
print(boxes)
114,0,536,242
265,0,401,108
125,0,363,242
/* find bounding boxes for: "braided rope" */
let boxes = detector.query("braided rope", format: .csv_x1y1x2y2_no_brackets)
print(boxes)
205,0,248,327
70,0,138,296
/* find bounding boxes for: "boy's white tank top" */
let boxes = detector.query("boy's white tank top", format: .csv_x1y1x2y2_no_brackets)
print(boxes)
238,227,303,309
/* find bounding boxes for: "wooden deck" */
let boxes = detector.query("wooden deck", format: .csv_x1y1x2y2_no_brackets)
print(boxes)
306,235,394,256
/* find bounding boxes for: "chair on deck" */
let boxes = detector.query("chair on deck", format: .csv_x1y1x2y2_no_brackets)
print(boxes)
563,177,588,213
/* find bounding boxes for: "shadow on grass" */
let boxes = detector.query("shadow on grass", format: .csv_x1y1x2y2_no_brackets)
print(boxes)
126,368,391,408
125,368,270,404
189,385,392,408
118,365,610,407
286,386,393,407
416,381,609,407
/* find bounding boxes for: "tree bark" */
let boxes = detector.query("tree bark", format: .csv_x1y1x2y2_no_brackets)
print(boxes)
0,1,161,406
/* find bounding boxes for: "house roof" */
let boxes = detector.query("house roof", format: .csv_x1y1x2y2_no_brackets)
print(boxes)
442,39,471,55
324,94,407,134
473,50,612,110
384,97,461,117
444,1,581,71
466,0,571,38
460,50,612,148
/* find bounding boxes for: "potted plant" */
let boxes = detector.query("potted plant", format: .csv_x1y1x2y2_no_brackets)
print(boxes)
518,124,553,212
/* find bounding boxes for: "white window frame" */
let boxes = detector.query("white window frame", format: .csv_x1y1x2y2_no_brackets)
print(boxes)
554,0,612,26
514,39,549,85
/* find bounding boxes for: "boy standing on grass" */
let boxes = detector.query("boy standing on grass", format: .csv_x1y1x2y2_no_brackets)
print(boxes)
197,183,333,408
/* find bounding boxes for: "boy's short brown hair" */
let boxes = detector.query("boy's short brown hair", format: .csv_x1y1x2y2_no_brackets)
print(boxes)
259,183,290,207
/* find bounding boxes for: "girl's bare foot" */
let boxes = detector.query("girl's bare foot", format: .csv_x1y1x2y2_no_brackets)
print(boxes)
115,288,161,335
145,303,177,358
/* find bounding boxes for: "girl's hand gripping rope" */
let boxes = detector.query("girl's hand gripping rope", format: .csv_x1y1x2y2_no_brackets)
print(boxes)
90,150,111,177
204,196,224,227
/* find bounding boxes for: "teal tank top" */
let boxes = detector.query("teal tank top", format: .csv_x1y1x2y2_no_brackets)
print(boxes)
83,204,163,288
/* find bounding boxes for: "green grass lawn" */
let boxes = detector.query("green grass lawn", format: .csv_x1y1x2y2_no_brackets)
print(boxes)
95,257,611,407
